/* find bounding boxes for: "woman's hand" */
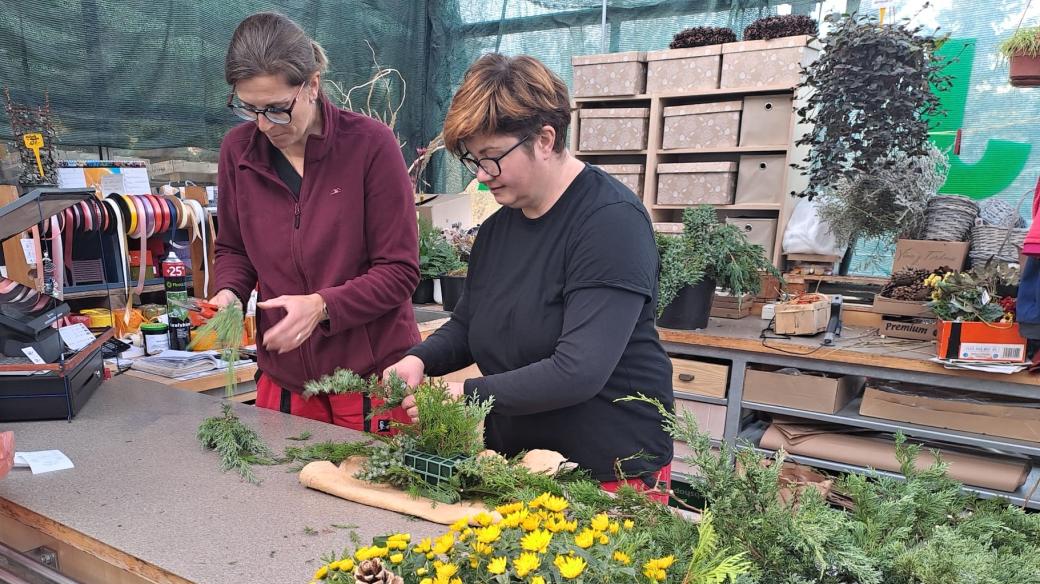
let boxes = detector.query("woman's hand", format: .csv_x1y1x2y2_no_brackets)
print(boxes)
208,288,241,309
256,293,325,354
382,355,426,388
401,381,464,422
0,431,13,480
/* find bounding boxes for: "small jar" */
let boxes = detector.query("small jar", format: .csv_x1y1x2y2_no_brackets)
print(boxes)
141,323,170,356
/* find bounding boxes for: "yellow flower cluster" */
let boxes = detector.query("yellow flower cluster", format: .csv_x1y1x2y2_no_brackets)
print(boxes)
643,554,676,581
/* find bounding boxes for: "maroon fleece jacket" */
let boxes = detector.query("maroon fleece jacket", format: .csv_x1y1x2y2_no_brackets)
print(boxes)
214,95,420,400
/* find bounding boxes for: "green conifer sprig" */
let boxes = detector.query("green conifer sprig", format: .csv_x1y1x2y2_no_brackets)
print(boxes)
302,369,411,418
197,403,274,484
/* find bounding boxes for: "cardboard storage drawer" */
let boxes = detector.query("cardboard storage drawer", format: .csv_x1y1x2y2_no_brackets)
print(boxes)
646,45,721,94
578,108,650,151
671,358,728,398
743,367,864,414
657,162,736,205
738,94,793,146
720,36,818,88
725,217,777,262
674,399,726,440
598,164,645,197
735,154,786,205
572,51,647,97
662,101,741,150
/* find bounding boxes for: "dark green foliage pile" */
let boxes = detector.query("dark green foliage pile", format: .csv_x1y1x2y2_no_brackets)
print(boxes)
670,26,737,49
418,216,464,279
743,15,817,41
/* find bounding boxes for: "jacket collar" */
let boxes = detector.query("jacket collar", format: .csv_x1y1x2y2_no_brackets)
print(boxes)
237,92,337,173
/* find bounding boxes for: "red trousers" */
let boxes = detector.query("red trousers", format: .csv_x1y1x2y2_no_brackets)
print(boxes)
600,464,672,505
255,373,410,434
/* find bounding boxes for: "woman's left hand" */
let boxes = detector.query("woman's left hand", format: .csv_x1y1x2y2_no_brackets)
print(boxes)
402,381,465,422
257,293,325,354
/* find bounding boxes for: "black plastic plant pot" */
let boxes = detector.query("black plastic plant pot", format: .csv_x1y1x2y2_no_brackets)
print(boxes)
657,278,717,330
440,276,466,312
412,279,435,304
403,450,468,487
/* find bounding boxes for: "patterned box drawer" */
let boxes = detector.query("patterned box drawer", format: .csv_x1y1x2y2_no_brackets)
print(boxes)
657,162,737,205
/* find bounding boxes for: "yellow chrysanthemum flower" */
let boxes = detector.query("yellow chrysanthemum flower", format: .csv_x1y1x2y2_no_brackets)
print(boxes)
371,546,389,558
521,514,542,532
623,519,635,529
472,542,494,556
475,525,502,544
590,513,610,532
521,529,553,553
313,565,329,579
514,552,541,577
528,492,551,508
388,533,411,543
459,528,472,542
416,567,428,576
608,522,620,534
500,508,529,528
554,554,587,579
435,562,459,580
544,514,573,533
354,547,372,562
487,556,508,575
469,556,480,569
563,519,579,532
473,512,497,526
413,537,432,553
598,533,610,545
531,577,546,584
389,553,403,564
614,551,632,565
449,517,470,532
338,559,355,572
541,494,569,512
419,579,432,584
387,539,408,551
574,529,596,549
433,533,455,555
496,501,525,515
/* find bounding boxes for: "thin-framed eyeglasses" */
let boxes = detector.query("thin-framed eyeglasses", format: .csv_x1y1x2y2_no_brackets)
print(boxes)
227,83,305,125
459,135,531,177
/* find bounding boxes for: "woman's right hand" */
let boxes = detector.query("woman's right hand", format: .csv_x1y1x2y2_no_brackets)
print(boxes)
208,289,241,309
383,355,425,388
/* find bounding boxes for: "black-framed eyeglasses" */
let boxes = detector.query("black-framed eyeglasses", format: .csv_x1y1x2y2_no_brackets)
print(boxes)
459,135,531,177
227,84,305,125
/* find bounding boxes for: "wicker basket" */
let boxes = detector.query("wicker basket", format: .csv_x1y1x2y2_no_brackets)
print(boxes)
921,195,979,242
969,223,1027,264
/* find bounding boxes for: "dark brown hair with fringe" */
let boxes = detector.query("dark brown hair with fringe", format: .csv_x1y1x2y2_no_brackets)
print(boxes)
442,53,571,156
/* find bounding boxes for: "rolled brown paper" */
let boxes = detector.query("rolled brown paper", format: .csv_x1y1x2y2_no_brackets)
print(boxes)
761,423,1030,492
0,431,12,480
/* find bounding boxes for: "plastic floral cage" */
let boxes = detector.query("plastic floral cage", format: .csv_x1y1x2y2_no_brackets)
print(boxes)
403,450,468,487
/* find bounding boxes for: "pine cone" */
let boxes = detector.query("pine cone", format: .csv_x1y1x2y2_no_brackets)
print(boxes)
354,558,403,584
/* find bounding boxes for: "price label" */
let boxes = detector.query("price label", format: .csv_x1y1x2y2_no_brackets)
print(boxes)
21,132,46,178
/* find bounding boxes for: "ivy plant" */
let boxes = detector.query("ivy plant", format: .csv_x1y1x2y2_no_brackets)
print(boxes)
795,12,952,201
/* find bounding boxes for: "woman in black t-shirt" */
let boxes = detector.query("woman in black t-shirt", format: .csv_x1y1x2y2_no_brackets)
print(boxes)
385,54,674,501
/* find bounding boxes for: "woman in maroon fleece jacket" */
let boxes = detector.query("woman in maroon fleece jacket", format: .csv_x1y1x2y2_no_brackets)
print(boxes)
210,12,420,431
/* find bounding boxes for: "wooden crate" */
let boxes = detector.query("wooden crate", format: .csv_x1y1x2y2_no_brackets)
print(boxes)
671,358,728,398
710,293,754,319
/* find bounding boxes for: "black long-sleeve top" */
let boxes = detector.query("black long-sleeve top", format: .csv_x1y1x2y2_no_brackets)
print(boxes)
408,164,673,481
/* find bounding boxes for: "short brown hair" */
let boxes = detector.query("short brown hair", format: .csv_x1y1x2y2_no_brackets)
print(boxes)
225,12,328,86
442,54,571,155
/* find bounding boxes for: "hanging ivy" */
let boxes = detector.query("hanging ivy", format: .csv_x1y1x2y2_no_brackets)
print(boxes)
794,11,953,200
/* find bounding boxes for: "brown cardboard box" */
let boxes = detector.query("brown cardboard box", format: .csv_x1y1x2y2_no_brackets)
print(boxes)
744,367,864,414
735,154,786,205
674,398,726,440
879,317,938,341
726,217,778,263
720,35,818,88
773,294,829,335
738,94,793,146
578,108,650,151
572,51,647,97
859,386,1040,443
657,162,736,205
662,101,742,150
598,164,645,197
872,294,933,318
646,45,722,94
891,239,969,273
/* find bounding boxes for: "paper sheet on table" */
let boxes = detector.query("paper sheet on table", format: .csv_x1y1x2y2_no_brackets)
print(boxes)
13,450,74,474
929,358,1028,374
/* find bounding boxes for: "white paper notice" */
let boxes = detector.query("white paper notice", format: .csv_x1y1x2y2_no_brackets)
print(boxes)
59,323,96,351
20,238,36,264
56,167,87,188
13,450,74,474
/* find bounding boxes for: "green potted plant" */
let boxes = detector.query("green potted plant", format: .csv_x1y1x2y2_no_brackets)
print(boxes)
657,206,779,330
999,26,1040,87
439,224,477,312
415,217,461,305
